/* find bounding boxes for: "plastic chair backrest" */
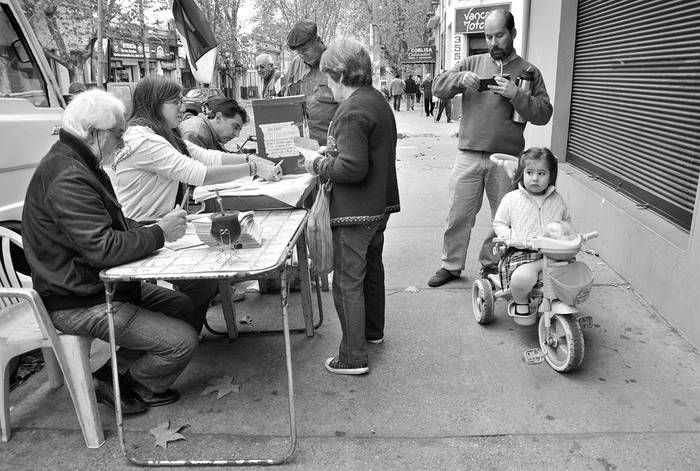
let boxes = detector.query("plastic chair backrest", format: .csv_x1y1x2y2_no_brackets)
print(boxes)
0,227,53,341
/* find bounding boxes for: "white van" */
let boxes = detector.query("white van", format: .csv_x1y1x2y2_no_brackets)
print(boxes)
0,0,64,231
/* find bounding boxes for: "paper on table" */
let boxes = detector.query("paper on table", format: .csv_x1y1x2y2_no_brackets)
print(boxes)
192,173,316,207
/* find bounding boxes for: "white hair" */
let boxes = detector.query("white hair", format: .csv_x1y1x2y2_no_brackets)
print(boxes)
255,53,274,65
61,89,125,139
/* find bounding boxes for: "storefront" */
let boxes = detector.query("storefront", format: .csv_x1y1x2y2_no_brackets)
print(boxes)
525,0,700,345
110,39,178,82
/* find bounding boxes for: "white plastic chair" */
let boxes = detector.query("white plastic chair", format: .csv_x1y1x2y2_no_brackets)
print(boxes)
0,227,104,448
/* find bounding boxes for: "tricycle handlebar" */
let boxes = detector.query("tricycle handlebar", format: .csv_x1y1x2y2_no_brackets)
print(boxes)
582,231,599,241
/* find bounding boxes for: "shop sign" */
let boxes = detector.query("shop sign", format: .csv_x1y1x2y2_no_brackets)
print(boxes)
454,4,510,34
403,45,436,64
112,40,173,60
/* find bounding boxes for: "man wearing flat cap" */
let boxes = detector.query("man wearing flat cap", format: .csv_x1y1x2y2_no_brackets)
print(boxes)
284,19,338,146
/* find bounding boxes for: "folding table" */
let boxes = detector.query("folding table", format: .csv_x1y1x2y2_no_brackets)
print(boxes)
100,209,314,466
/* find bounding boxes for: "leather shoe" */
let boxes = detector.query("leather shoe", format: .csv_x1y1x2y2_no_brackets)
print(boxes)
125,373,180,407
94,377,147,415
428,268,460,287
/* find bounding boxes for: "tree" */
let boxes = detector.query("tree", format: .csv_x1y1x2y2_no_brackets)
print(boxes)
21,0,97,82
250,0,431,75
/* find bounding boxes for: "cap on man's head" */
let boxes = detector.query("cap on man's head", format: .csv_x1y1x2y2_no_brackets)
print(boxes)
68,82,87,95
287,20,317,49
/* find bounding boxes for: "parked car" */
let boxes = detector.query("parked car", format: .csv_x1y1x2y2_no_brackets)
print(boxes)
181,87,224,119
0,0,64,233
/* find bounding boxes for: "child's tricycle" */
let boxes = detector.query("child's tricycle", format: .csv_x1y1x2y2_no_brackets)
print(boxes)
471,230,599,373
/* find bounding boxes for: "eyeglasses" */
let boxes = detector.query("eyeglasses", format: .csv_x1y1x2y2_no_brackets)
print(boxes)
165,97,183,106
256,64,270,70
104,127,125,140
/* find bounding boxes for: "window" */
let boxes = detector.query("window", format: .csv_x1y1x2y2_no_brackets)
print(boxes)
0,5,50,107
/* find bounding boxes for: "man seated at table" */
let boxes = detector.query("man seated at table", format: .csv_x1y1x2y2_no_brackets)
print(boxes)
179,96,250,302
179,96,248,153
22,89,198,415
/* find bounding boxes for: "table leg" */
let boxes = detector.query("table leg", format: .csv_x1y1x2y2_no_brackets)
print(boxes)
295,231,315,337
105,281,128,459
279,266,298,459
218,279,239,339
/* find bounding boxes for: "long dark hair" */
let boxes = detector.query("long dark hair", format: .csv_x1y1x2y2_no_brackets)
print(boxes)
128,76,189,155
511,147,558,191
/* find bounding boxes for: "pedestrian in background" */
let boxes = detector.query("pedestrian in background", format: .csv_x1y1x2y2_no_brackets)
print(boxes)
303,38,400,375
415,74,423,105
421,73,434,117
428,9,552,287
435,96,452,123
255,53,283,98
404,74,417,110
65,81,87,103
389,73,405,111
285,20,338,146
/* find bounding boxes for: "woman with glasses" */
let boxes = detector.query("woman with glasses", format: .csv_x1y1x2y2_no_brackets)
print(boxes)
110,76,280,223
108,76,281,335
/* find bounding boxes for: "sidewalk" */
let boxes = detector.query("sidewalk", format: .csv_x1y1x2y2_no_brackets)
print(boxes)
1,107,699,470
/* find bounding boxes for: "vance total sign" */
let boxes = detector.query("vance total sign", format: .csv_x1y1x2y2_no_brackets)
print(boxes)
454,4,510,34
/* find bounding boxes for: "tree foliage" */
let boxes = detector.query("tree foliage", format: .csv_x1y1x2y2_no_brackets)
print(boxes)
21,0,97,81
251,0,431,74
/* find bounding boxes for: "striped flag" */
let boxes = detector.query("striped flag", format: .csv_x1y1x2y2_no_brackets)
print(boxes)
170,0,218,83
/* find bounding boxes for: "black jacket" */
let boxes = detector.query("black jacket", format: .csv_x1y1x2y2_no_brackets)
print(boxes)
22,129,164,311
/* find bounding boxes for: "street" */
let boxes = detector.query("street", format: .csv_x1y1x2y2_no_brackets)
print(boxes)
1,106,699,471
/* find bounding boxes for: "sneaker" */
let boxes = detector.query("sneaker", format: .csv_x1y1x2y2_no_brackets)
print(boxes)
324,357,369,375
428,268,460,287
366,337,384,344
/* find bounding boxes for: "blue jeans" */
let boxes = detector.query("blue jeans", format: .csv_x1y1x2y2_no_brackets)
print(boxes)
49,282,199,393
441,150,511,273
332,216,388,367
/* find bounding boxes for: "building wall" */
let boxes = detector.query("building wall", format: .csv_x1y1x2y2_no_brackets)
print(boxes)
527,0,700,346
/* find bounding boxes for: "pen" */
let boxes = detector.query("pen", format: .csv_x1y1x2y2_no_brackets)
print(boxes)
180,186,190,209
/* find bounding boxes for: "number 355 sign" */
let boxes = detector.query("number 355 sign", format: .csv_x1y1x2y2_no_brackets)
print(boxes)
454,4,510,34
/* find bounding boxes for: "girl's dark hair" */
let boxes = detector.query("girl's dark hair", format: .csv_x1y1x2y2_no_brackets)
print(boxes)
511,147,558,190
128,76,189,155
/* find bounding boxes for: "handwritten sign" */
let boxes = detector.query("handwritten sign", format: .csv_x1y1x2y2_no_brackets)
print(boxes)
454,4,510,34
259,122,300,158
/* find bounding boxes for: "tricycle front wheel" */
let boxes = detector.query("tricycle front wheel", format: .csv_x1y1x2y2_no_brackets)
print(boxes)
538,314,584,372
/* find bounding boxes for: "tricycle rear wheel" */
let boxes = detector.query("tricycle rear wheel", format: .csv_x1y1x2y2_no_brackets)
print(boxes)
471,279,494,324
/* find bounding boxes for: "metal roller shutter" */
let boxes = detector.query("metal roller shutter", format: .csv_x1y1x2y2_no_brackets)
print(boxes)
568,0,700,230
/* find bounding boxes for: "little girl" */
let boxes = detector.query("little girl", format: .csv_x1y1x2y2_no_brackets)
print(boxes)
492,147,571,316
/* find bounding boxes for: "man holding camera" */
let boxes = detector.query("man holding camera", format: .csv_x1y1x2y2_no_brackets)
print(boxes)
428,9,552,287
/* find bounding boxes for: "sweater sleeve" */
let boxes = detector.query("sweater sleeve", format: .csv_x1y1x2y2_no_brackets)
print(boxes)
122,127,208,186
432,59,471,99
185,141,225,166
316,111,370,184
492,193,513,239
508,66,553,125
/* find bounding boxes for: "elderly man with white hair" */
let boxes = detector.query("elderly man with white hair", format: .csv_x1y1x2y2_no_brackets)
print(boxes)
22,89,197,416
255,53,282,98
